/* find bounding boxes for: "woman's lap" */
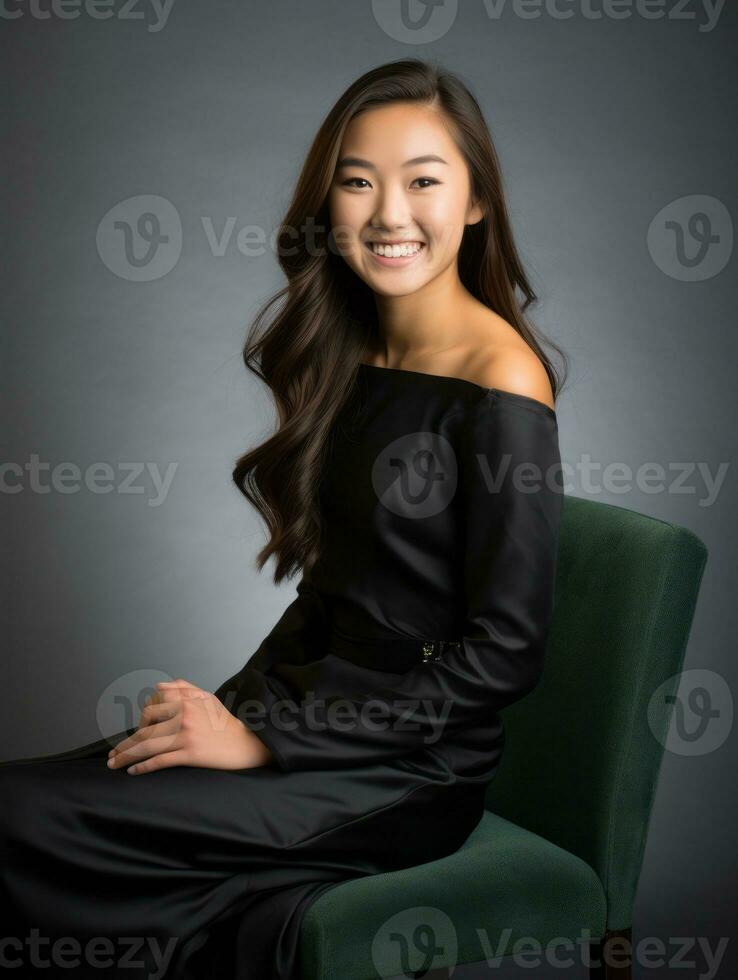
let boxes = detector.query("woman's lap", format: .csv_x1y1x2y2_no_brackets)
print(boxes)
0,732,474,978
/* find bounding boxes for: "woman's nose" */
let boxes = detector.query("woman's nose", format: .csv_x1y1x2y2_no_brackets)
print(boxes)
370,187,413,232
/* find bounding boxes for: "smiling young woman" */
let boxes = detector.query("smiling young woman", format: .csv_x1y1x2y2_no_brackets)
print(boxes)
0,59,568,980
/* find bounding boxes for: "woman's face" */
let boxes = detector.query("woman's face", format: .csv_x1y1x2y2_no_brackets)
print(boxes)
327,102,483,297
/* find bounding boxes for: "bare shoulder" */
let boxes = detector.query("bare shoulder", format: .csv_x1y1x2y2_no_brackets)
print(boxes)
451,306,555,411
465,343,555,411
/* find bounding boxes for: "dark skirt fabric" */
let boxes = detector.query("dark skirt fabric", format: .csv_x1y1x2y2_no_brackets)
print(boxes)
0,728,488,979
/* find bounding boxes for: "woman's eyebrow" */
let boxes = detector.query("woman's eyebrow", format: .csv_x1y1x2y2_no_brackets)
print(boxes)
335,154,449,170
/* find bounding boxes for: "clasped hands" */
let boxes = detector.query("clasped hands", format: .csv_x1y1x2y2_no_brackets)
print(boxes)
107,678,273,776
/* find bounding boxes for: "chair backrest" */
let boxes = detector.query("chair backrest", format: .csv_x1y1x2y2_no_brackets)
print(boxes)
485,494,708,930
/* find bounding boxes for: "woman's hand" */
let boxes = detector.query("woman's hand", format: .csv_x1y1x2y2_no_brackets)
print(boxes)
107,678,273,775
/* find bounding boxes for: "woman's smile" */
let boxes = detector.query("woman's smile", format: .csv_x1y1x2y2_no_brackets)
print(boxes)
364,240,427,267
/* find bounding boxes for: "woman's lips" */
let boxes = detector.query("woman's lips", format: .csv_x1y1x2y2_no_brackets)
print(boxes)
364,242,426,267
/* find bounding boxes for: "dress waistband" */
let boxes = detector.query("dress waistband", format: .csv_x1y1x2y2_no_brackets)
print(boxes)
327,626,462,674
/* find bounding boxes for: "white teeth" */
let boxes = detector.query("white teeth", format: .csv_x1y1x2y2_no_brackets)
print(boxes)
369,242,423,257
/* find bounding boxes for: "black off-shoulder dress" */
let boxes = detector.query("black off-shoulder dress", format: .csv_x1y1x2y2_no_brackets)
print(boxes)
0,362,563,979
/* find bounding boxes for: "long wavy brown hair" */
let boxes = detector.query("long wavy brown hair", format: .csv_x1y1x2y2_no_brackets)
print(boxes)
234,57,569,584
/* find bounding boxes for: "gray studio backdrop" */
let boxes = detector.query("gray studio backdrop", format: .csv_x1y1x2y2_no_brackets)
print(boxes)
3,1,736,975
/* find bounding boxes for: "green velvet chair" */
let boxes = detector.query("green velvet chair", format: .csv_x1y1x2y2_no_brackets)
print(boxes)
299,495,709,980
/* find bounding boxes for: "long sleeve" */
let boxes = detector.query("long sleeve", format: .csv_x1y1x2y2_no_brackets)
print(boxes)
212,576,330,723
231,391,563,772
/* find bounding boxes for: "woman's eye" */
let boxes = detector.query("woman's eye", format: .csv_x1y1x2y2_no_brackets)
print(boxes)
340,177,440,189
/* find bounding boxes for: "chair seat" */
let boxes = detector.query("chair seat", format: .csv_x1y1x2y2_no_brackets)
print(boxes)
301,809,607,979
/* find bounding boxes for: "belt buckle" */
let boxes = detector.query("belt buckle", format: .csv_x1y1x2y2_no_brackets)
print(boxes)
420,639,460,664
420,641,438,664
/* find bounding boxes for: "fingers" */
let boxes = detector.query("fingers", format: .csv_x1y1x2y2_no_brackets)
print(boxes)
110,719,180,759
108,687,206,773
121,748,190,776
109,710,181,768
156,679,201,691
140,685,203,717
140,680,196,711
144,689,228,735
141,680,203,713
138,701,178,727
108,730,183,773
